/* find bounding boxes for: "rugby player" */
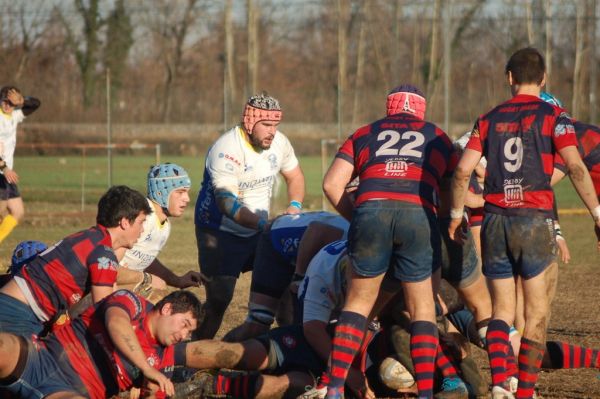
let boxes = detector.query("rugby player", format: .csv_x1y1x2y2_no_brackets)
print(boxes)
0,86,40,244
0,240,47,288
0,185,151,337
176,240,478,399
449,47,600,399
194,93,305,339
321,84,457,399
224,211,349,342
0,289,201,398
115,163,206,302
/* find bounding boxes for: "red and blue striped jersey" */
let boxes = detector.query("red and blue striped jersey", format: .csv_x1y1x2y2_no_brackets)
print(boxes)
554,121,600,197
466,94,578,216
336,113,456,212
467,173,484,226
44,290,181,399
16,225,118,322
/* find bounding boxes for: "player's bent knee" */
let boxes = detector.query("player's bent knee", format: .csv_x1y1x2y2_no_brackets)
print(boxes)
246,302,276,327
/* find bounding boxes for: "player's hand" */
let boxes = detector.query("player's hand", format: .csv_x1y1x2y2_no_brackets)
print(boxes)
347,367,375,399
556,235,571,264
142,367,174,397
4,168,18,184
448,217,467,244
178,270,210,288
128,387,141,399
7,89,23,107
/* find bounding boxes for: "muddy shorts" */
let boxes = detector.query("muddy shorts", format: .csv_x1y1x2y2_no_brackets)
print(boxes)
482,213,556,280
438,218,481,288
250,225,294,299
0,337,79,398
348,200,441,282
255,324,324,375
195,226,260,278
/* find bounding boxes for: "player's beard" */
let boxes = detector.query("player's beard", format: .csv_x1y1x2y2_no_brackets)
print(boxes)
250,134,272,150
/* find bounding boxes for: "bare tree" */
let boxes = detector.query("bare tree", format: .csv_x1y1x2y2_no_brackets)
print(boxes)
572,0,586,117
426,0,441,96
337,0,350,136
589,0,597,123
104,0,133,102
11,1,53,83
142,0,201,122
224,0,237,125
60,0,105,108
247,0,259,96
545,0,553,91
352,2,366,125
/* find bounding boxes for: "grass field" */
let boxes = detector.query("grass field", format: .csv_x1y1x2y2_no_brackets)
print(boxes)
2,154,599,398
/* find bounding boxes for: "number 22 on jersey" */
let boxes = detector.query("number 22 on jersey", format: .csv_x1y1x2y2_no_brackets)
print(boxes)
375,130,425,158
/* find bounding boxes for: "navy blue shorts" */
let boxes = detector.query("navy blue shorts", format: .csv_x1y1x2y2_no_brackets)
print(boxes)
482,213,556,280
0,293,44,337
250,226,294,299
256,325,324,375
1,338,78,398
0,174,20,200
438,218,481,288
195,226,260,278
348,201,441,282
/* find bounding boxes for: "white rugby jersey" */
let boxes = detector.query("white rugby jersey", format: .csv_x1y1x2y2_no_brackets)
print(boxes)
195,126,299,237
298,240,349,324
120,199,171,271
0,109,24,169
269,211,349,263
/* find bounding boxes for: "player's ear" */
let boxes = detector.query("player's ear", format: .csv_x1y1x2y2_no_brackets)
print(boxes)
119,217,131,230
507,71,514,86
540,73,547,88
160,302,173,316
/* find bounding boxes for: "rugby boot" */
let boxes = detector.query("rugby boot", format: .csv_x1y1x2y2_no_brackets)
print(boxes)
491,383,515,399
298,385,327,399
434,377,469,399
172,370,231,398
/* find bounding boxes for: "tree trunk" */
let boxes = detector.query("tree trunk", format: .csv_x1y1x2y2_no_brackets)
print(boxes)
572,0,586,118
427,0,441,95
589,0,597,123
545,0,553,91
337,0,349,138
352,3,365,126
225,0,237,125
247,0,259,96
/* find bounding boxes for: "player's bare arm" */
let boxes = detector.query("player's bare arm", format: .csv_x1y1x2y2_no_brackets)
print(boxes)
292,222,345,284
323,157,355,220
105,306,174,396
558,146,600,228
91,284,114,304
280,164,305,215
449,148,482,242
145,258,207,288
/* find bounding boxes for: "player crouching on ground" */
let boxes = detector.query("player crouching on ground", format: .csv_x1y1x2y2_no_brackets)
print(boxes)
0,185,151,338
115,163,207,303
0,289,201,398
0,240,47,288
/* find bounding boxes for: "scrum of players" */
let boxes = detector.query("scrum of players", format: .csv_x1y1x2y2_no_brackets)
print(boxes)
0,46,599,399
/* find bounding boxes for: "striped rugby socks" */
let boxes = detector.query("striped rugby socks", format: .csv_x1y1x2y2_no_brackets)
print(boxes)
410,320,438,398
326,311,367,397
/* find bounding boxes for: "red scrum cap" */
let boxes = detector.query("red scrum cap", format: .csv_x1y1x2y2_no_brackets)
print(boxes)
386,84,426,120
242,93,283,134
